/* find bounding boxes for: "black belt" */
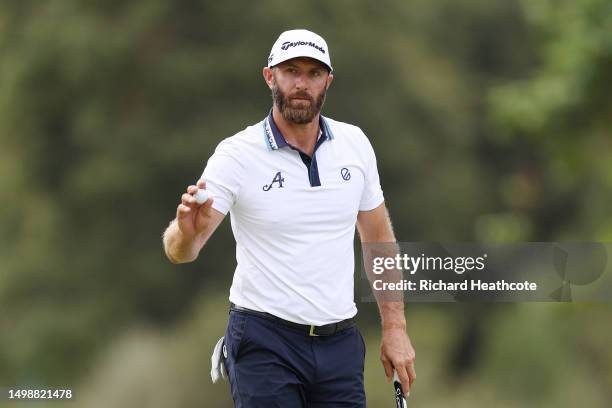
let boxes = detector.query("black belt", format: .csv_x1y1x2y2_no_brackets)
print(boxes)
229,303,355,337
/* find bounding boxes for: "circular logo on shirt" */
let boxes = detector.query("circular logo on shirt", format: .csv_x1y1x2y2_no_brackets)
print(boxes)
341,167,351,181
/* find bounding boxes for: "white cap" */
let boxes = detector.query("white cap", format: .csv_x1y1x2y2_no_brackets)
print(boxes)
267,29,332,71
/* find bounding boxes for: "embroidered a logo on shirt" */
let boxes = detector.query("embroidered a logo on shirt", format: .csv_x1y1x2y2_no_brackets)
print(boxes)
263,171,285,191
341,167,351,181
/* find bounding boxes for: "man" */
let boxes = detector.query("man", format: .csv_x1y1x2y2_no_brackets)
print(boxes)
163,29,416,407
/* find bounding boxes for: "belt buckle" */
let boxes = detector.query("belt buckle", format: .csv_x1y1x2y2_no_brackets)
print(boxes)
309,325,319,337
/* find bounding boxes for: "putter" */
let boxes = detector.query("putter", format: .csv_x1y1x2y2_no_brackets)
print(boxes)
393,370,408,408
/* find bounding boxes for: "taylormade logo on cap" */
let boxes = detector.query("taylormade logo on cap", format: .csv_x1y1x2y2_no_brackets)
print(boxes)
268,29,333,71
280,40,326,54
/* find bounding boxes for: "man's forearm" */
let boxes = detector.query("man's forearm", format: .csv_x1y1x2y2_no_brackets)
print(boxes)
379,301,406,329
162,220,203,264
364,243,407,330
357,204,407,329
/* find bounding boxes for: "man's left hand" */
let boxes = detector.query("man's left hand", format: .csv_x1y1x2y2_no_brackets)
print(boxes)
380,326,416,398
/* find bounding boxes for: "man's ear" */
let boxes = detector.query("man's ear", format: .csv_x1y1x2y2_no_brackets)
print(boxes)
326,73,334,90
263,67,274,89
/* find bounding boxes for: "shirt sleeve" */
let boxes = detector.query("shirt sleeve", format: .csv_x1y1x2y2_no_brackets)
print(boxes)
358,130,385,211
200,138,244,215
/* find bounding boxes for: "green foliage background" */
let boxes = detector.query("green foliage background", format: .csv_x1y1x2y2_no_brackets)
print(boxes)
1,0,611,406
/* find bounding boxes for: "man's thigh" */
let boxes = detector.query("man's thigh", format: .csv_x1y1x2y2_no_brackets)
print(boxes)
223,312,309,408
308,327,366,407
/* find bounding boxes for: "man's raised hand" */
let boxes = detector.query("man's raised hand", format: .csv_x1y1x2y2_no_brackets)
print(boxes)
176,179,215,238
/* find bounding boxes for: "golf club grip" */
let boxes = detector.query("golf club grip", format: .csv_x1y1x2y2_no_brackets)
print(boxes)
393,370,408,408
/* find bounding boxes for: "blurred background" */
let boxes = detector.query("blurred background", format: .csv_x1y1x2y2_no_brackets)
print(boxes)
1,0,611,406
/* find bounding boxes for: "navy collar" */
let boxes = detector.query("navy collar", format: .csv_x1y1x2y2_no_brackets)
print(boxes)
263,109,334,151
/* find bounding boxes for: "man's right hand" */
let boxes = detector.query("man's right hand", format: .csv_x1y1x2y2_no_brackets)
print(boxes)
176,179,215,239
164,179,224,264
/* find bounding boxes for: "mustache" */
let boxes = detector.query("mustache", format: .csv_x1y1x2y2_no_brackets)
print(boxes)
289,92,313,101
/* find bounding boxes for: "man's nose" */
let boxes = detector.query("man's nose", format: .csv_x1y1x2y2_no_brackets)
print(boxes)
294,73,309,90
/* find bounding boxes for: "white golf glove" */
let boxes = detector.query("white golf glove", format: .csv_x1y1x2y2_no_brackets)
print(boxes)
210,336,228,383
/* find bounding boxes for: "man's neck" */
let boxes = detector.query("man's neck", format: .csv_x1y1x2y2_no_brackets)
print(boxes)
272,107,320,157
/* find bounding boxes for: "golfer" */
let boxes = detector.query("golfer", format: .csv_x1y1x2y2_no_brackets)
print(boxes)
163,29,416,407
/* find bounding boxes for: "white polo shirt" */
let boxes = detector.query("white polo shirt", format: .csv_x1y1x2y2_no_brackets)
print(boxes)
201,111,384,325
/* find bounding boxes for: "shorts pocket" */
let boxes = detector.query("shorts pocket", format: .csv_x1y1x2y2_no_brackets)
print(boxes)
226,312,249,361
357,327,366,361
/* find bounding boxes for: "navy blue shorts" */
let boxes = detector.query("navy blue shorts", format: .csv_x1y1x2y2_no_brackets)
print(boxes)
223,310,366,407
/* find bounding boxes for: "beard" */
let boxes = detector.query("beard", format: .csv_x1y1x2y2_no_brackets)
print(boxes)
271,76,327,124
